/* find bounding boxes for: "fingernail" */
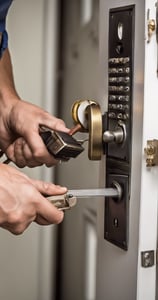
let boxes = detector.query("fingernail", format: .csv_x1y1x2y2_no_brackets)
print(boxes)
57,211,64,224
60,187,67,192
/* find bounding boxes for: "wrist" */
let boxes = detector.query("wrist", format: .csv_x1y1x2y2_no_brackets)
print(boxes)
0,92,20,111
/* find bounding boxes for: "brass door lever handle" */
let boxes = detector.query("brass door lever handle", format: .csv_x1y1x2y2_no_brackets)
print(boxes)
71,99,126,160
71,99,103,160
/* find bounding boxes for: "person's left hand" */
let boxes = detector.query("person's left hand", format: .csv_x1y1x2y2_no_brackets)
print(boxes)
0,99,69,167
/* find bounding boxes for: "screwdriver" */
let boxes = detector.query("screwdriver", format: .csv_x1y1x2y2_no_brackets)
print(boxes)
47,183,122,211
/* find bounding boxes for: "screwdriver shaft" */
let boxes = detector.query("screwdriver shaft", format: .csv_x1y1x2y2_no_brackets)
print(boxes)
68,188,119,198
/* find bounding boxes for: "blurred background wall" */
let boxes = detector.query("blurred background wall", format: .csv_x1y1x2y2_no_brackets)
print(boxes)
0,1,58,299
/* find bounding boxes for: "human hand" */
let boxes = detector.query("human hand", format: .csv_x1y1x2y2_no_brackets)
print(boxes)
0,163,67,235
0,99,69,167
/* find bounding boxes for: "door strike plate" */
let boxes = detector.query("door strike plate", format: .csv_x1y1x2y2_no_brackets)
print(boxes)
144,139,158,167
141,250,155,268
104,174,129,251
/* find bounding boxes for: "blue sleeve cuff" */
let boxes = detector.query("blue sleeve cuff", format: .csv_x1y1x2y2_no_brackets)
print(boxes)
0,30,8,58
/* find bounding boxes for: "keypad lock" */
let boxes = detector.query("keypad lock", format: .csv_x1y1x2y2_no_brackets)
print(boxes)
104,5,134,250
69,6,134,250
107,56,131,163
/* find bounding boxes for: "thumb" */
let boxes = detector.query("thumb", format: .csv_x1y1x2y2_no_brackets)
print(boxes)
29,179,66,225
29,178,68,196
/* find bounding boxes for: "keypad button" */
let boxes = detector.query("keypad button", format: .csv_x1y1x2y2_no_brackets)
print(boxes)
109,57,130,65
111,104,117,109
109,86,117,92
109,68,117,74
109,95,116,101
117,113,123,119
109,77,117,83
116,104,123,110
108,112,116,119
117,95,129,102
123,57,130,64
124,77,130,83
123,86,130,92
125,67,130,73
117,68,124,73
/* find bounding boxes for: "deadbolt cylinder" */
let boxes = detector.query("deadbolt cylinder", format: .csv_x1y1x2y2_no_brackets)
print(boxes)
103,121,126,145
111,180,122,202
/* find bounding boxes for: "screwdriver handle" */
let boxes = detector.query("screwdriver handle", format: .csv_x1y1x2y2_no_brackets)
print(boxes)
46,194,77,211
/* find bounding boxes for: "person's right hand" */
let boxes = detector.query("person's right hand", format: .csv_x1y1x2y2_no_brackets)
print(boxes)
0,49,70,168
0,163,67,235
0,99,70,168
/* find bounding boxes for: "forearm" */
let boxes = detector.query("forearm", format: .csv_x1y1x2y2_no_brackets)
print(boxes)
0,48,21,150
0,48,20,109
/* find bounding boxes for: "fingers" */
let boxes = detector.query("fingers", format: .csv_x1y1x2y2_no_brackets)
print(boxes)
29,179,66,224
6,100,70,167
40,116,70,134
23,132,58,166
0,188,65,234
6,138,27,167
0,161,66,235
29,178,68,196
33,192,64,226
5,136,58,168
35,204,64,225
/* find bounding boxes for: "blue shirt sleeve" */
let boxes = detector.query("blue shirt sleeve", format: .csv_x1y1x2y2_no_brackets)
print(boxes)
0,0,13,58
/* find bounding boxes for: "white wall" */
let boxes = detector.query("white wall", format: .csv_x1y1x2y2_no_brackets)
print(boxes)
0,1,58,300
7,0,44,180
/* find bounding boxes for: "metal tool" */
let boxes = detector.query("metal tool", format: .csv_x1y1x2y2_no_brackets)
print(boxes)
47,181,122,211
40,127,84,160
46,194,77,211
68,182,122,200
1,127,84,164
68,188,119,198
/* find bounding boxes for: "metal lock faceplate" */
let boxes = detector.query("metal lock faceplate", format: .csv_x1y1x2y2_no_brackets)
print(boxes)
105,173,129,250
144,139,158,167
104,5,134,251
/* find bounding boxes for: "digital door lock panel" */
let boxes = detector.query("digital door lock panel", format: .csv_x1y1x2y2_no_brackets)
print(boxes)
104,5,134,250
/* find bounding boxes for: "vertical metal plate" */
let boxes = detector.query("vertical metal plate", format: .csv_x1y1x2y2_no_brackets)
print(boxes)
105,5,134,251
105,174,129,250
107,5,135,163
